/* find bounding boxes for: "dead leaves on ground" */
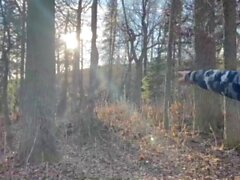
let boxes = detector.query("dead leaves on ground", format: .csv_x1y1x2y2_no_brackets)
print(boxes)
96,103,240,179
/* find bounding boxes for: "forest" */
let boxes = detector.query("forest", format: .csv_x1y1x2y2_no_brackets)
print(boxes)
0,0,240,179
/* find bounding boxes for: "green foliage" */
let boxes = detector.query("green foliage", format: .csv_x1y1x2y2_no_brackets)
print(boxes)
142,59,166,103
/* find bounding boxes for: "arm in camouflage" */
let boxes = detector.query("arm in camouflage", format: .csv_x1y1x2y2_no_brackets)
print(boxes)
185,69,240,101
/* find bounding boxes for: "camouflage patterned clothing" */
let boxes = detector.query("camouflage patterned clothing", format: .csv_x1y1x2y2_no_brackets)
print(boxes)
185,69,240,101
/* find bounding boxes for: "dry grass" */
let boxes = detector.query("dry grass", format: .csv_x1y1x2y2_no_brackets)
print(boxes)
95,101,240,178
96,102,164,140
0,100,239,179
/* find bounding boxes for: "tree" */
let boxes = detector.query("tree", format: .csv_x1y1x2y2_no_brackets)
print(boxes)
57,11,70,117
193,0,222,133
222,0,240,148
18,0,59,164
102,0,118,101
19,0,26,98
89,0,99,106
121,0,133,101
141,11,169,104
72,0,83,108
121,0,160,106
0,0,13,149
163,0,178,129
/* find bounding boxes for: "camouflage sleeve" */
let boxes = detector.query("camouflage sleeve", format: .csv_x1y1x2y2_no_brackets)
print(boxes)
185,69,240,101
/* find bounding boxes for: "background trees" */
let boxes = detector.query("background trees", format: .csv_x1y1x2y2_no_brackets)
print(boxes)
102,0,118,101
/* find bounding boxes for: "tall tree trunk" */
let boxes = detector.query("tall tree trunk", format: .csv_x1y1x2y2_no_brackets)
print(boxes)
80,39,84,96
0,0,13,150
19,0,59,165
142,0,148,76
193,0,222,133
175,1,182,102
121,0,132,101
135,61,142,106
1,51,12,151
176,0,182,67
163,0,177,129
223,0,240,148
107,0,117,101
76,0,100,144
121,0,143,106
89,0,99,109
20,0,26,95
125,59,132,101
72,0,83,109
57,12,70,117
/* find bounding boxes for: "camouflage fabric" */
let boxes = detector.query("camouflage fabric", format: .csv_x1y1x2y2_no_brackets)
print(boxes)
185,69,240,101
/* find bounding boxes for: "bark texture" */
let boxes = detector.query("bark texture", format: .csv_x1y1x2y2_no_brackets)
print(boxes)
19,0,59,165
222,0,240,148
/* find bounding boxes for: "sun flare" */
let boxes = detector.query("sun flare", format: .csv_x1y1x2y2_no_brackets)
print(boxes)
61,32,78,49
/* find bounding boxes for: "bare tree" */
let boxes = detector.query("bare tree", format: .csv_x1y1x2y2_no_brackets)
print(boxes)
89,0,99,107
121,0,133,101
163,0,178,129
0,0,13,149
57,11,70,117
102,0,118,101
193,0,222,133
121,0,160,106
223,0,240,147
72,0,83,108
19,0,59,164
20,0,26,93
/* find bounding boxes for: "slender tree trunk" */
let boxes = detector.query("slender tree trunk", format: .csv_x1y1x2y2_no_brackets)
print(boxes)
163,0,177,129
19,0,27,116
89,0,99,108
175,1,182,102
142,0,148,76
121,0,143,106
135,61,142,106
121,0,132,102
121,41,133,101
75,0,100,144
57,12,70,117
107,0,117,101
176,0,182,67
126,60,132,100
2,51,12,150
2,52,10,125
150,32,154,61
72,0,83,109
0,0,13,150
194,0,222,133
20,0,26,93
223,0,240,148
80,39,84,96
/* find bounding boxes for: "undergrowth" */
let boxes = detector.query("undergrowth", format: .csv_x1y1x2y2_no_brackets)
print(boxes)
95,101,240,178
96,101,225,160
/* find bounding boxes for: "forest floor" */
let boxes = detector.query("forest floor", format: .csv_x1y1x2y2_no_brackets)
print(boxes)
0,103,240,179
